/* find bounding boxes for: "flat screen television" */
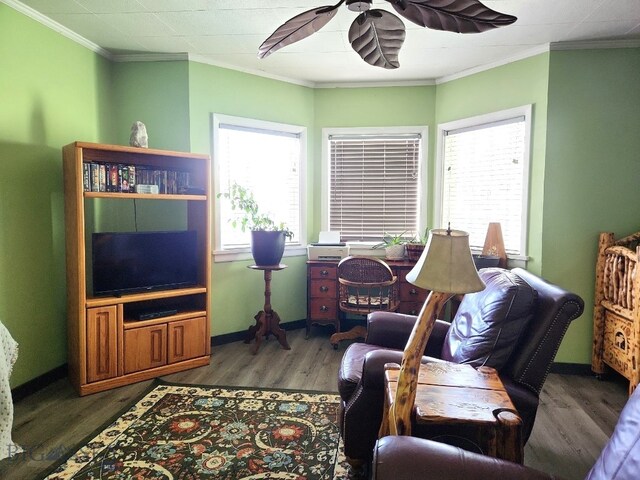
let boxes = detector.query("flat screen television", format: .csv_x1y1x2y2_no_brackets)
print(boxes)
92,230,198,296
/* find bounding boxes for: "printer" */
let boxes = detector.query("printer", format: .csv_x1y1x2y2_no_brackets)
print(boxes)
307,231,350,261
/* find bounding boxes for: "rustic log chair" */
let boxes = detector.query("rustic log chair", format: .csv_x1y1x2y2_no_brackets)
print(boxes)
329,256,400,349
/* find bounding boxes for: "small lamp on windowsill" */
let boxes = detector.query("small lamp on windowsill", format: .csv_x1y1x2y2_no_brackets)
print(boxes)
386,226,485,436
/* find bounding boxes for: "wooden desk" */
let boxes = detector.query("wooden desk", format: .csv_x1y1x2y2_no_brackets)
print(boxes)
306,259,429,337
246,264,290,355
381,362,523,464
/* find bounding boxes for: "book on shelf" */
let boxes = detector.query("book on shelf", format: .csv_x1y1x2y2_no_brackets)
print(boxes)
83,163,90,192
82,161,192,195
90,163,100,192
119,164,130,192
99,164,106,192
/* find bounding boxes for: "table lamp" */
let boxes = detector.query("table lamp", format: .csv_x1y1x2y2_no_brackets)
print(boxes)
387,227,485,435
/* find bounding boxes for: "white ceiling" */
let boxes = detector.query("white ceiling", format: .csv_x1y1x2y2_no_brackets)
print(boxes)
9,0,640,86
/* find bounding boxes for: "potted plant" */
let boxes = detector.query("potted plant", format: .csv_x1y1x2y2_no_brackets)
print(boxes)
373,232,408,260
217,182,293,266
405,228,428,261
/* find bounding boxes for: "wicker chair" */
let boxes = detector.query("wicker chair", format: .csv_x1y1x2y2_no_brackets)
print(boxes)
329,256,400,349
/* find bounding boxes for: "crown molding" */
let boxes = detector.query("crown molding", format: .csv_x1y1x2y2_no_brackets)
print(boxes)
315,79,436,88
435,44,550,84
187,54,317,89
550,38,640,50
111,53,189,63
2,0,112,59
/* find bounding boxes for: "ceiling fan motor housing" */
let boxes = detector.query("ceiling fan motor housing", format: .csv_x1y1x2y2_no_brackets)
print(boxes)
347,0,373,11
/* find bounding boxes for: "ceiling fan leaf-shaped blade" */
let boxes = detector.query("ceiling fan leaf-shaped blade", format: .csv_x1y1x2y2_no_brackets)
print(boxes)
386,0,517,33
258,1,344,58
348,10,405,69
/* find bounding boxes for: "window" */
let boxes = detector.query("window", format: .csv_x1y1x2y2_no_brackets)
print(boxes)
213,114,306,261
436,105,531,256
322,127,427,242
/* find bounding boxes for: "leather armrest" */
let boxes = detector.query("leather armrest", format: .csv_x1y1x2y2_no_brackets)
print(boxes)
367,311,451,354
373,436,555,480
361,350,405,389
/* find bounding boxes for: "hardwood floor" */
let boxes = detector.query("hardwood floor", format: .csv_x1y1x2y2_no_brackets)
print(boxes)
0,328,629,479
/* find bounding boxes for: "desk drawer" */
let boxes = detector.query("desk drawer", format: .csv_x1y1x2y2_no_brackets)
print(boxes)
309,279,336,298
400,283,428,302
310,265,337,280
309,299,337,319
398,301,424,316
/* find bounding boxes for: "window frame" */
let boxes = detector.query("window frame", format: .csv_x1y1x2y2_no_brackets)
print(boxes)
212,113,307,263
434,105,532,259
321,126,428,247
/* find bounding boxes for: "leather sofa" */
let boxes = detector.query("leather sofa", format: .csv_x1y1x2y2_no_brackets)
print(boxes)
337,267,584,465
372,383,640,480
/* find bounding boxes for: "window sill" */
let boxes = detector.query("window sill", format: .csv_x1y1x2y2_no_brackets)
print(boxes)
213,245,307,263
345,244,529,267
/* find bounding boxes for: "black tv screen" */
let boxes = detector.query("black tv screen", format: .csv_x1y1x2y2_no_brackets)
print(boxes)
92,231,198,296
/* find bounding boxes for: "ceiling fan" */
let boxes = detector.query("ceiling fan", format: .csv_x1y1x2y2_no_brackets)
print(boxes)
258,0,517,69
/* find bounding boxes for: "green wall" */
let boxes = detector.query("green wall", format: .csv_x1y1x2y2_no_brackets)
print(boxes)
5,0,640,387
544,48,640,363
0,4,113,387
111,61,191,152
434,53,551,276
187,62,315,336
313,86,436,231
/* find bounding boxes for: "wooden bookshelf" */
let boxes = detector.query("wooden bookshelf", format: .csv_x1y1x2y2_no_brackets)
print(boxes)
63,142,212,396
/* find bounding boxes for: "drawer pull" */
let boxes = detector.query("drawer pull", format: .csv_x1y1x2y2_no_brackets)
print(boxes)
320,270,329,276
409,310,418,315
320,305,329,312
320,286,329,293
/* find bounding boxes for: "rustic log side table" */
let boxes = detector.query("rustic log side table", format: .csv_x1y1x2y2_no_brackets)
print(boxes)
246,264,291,355
380,361,523,463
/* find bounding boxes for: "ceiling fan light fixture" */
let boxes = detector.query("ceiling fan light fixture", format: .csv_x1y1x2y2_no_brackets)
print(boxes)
258,0,517,68
347,0,373,12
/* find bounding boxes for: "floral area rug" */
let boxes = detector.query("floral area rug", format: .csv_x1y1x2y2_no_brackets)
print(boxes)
42,382,350,479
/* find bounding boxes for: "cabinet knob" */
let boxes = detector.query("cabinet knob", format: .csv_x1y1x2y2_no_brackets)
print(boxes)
320,270,329,276
410,288,418,295
409,310,418,315
320,305,329,312
320,286,329,293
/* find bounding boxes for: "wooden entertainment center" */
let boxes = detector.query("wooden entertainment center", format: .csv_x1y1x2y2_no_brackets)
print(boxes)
63,142,211,396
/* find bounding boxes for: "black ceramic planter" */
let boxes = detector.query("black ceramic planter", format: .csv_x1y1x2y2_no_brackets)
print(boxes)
250,230,286,266
472,254,501,269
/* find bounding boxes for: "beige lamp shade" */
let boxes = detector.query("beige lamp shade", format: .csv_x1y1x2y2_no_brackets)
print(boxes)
406,229,485,294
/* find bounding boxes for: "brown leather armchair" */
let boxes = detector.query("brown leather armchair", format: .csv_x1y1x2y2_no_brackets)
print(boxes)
337,267,584,465
373,382,640,480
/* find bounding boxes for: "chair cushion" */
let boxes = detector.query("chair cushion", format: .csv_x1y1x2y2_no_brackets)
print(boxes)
441,268,537,370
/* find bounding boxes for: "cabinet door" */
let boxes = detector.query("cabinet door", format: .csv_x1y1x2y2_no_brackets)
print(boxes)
123,324,167,374
86,306,118,383
168,317,207,364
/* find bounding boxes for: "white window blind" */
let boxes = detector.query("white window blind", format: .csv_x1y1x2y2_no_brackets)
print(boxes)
329,135,421,241
217,122,302,250
441,116,526,254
